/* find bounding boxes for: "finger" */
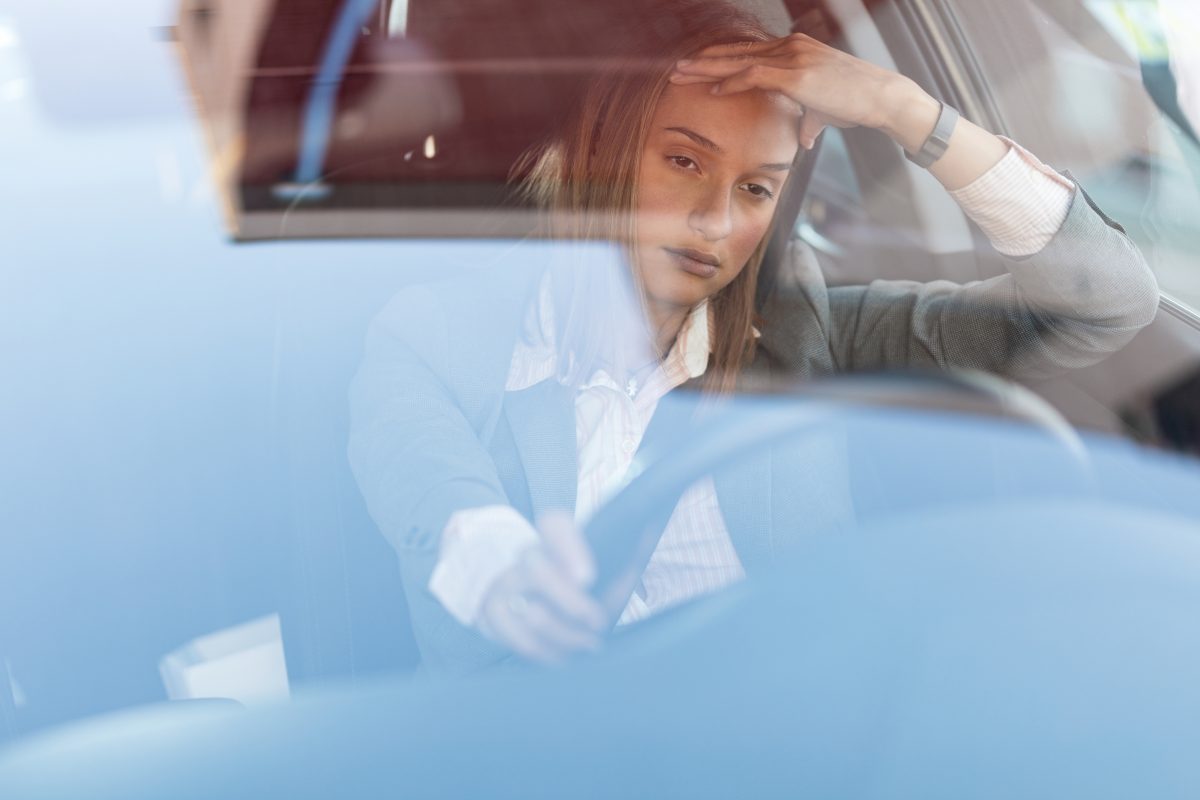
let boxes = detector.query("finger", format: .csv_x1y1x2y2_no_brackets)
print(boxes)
688,39,784,61
480,599,562,664
478,572,556,659
520,600,603,656
672,68,807,113
710,63,796,98
524,549,608,632
536,511,595,588
674,53,789,78
688,33,824,63
668,72,721,85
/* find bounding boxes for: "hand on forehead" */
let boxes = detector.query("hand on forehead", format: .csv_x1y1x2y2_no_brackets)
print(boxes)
672,33,906,148
655,80,802,165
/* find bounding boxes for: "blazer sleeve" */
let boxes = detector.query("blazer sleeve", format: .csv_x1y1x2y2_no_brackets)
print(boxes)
348,282,513,674
820,183,1160,379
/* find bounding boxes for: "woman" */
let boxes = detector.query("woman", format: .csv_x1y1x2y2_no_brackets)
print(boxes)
349,0,1159,672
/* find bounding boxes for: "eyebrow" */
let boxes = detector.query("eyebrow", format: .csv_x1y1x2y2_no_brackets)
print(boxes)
663,126,793,172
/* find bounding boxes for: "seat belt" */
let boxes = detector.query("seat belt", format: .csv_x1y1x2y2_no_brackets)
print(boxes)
756,132,825,312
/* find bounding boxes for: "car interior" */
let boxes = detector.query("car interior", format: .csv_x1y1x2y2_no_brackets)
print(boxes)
5,0,1200,748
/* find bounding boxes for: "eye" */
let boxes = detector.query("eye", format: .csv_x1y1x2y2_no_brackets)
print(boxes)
741,182,776,200
666,155,699,171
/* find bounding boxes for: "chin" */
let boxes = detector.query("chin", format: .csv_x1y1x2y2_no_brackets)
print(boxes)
643,276,711,311
639,254,712,309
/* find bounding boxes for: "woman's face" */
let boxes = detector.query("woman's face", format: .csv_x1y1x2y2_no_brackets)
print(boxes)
634,81,801,316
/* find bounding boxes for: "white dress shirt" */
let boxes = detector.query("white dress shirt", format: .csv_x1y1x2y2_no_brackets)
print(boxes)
428,140,1075,629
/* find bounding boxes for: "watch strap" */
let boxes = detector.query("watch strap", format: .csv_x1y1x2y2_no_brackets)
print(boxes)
905,102,960,169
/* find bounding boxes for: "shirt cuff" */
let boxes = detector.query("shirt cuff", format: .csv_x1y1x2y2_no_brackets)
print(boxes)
948,137,1075,258
428,505,540,627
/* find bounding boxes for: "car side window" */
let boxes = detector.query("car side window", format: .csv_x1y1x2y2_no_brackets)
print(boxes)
952,0,1200,311
792,6,983,289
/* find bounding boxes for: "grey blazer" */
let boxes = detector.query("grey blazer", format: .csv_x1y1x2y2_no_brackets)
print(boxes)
348,185,1159,674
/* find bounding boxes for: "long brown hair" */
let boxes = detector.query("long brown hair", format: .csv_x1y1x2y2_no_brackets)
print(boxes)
513,0,781,393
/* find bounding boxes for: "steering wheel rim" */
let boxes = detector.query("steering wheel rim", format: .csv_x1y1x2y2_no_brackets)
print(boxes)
582,369,1091,624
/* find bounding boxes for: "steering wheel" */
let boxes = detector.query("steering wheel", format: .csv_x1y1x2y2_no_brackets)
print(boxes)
582,369,1091,623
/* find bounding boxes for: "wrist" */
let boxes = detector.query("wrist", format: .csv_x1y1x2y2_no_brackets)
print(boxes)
877,77,941,154
428,505,539,627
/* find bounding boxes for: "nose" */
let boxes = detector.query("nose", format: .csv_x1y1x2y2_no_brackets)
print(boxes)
688,183,734,242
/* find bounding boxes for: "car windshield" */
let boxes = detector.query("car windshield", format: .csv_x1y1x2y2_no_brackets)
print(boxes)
4,1,1200,795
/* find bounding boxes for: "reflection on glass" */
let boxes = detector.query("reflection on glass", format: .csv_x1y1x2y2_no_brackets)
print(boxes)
388,0,410,38
159,615,289,707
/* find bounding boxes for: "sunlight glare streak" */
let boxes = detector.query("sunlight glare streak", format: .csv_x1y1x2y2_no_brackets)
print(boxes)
0,23,18,50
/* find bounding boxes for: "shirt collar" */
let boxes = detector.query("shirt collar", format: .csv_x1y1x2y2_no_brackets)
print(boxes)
668,300,712,382
506,275,755,392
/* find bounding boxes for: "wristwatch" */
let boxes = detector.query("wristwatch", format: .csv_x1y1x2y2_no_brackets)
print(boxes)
905,101,960,169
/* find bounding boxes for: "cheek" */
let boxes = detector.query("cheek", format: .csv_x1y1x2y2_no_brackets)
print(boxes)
728,211,772,263
707,211,772,294
634,162,685,228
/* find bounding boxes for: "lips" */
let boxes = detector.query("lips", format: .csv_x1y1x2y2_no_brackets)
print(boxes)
664,247,721,279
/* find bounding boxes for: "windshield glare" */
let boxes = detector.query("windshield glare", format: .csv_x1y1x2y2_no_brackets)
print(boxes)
3,3,1200,792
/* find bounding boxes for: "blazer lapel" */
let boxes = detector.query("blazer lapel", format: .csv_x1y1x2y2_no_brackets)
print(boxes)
503,379,578,519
